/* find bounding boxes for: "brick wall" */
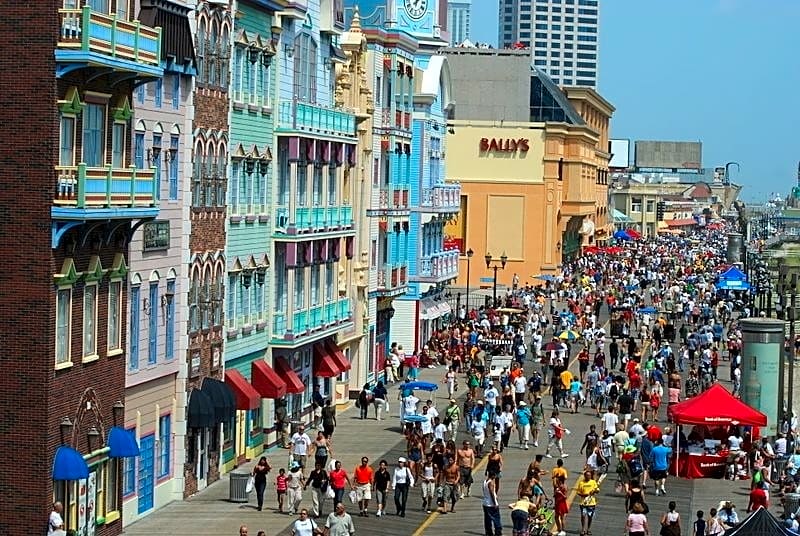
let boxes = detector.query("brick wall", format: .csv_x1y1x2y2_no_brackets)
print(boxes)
0,1,60,534
185,85,228,496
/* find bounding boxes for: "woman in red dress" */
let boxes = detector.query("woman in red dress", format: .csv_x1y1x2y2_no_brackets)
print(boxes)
554,474,569,536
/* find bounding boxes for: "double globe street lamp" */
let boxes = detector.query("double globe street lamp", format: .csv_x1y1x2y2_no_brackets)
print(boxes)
485,252,508,307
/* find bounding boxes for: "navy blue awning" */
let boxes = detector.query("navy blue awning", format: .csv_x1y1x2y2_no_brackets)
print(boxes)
108,426,140,458
202,377,235,424
187,387,215,429
52,446,89,481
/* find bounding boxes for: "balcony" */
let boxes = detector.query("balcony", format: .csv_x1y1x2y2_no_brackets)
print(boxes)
53,164,158,217
375,263,409,298
272,298,353,345
368,185,410,217
419,184,461,214
277,99,356,140
275,204,354,236
56,5,163,78
415,250,460,283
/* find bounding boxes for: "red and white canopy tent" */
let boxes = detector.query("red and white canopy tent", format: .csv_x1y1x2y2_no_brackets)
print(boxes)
667,384,767,477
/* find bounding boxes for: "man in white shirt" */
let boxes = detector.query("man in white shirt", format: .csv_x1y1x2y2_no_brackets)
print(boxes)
600,408,618,436
401,393,419,421
484,382,499,408
513,373,527,404
775,433,788,458
420,406,434,437
290,424,312,472
48,502,64,536
629,418,646,440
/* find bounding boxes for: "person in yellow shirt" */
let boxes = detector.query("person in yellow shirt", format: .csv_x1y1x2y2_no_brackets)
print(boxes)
575,470,600,536
560,369,573,392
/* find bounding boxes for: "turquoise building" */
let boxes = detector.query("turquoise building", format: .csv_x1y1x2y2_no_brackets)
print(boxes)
347,0,460,354
222,0,281,469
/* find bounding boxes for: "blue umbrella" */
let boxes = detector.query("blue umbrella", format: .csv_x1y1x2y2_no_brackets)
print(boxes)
614,230,632,241
398,381,439,391
533,274,556,282
638,306,658,314
624,284,639,291
403,414,428,423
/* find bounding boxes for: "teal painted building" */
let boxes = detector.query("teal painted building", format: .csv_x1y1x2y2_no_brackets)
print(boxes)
223,0,281,469
346,0,460,353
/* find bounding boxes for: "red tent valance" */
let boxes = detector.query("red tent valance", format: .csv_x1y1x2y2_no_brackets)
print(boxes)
667,383,767,427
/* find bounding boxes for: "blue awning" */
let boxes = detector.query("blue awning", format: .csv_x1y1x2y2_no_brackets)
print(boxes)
52,446,89,481
108,426,140,458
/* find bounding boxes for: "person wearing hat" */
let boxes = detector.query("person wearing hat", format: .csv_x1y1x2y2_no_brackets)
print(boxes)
516,401,533,450
390,457,415,517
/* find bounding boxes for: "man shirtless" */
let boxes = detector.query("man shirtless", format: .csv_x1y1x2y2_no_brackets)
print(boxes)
439,458,461,513
457,440,476,498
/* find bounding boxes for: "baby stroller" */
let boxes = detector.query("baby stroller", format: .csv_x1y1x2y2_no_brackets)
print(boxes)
529,498,555,536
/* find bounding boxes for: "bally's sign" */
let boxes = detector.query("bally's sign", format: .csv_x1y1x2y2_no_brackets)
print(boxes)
479,137,530,153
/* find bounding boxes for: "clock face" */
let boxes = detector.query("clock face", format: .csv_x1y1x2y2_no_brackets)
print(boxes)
404,0,428,20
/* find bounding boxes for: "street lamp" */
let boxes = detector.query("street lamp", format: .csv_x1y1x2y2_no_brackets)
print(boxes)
465,248,474,315
724,162,740,185
484,252,508,307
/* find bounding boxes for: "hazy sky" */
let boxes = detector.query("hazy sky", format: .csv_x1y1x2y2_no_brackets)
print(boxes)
470,0,800,202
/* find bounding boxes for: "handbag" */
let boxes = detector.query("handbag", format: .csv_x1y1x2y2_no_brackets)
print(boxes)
326,485,335,499
245,476,255,494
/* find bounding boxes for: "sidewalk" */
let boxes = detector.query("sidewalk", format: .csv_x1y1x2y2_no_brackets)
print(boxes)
123,365,454,535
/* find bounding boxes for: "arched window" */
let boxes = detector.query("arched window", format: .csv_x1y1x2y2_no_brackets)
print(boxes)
201,263,212,329
197,18,207,84
205,141,216,207
193,137,204,207
216,139,227,208
213,259,225,326
188,265,200,332
209,22,219,86
219,23,230,89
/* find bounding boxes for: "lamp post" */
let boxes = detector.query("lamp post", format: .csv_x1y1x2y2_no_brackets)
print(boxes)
484,252,508,307
788,272,797,426
465,248,474,315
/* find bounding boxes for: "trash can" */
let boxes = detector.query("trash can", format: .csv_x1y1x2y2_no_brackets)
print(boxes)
784,493,800,519
229,472,250,503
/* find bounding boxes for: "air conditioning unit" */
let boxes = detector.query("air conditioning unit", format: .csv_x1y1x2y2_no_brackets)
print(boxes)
206,0,229,6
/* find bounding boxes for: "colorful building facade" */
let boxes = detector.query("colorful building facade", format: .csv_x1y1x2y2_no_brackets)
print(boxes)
123,0,196,523
0,1,165,534
221,0,280,473
269,0,358,421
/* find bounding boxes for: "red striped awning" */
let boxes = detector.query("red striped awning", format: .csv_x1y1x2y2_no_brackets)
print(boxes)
274,357,305,394
324,339,351,372
251,360,287,400
224,369,261,410
313,344,340,378
666,218,697,227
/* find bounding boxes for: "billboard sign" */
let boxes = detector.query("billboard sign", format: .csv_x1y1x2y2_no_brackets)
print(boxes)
609,139,630,168
634,141,702,170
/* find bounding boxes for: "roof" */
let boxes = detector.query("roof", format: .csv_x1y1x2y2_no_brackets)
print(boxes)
529,66,585,125
138,0,195,68
612,208,633,222
719,266,747,281
667,383,767,426
724,507,790,536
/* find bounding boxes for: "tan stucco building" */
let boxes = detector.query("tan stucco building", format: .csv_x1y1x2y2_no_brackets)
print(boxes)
444,68,614,290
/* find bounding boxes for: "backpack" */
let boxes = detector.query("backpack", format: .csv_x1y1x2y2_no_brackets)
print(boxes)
628,455,643,477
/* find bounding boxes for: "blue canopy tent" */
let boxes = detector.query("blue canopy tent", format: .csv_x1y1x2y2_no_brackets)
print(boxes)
717,266,750,290
613,230,632,241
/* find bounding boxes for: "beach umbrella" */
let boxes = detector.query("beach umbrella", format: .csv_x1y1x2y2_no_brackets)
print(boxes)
614,230,632,241
557,329,581,341
398,381,439,391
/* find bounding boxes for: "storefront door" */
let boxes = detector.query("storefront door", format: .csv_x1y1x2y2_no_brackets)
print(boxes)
196,428,208,490
137,435,155,513
235,410,247,463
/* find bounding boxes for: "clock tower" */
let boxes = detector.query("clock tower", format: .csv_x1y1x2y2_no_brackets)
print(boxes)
395,0,444,44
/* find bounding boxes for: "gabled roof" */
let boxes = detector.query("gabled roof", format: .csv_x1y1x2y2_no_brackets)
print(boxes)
724,507,789,536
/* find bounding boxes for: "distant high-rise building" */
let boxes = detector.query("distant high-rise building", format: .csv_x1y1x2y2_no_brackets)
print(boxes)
448,0,471,45
498,0,599,88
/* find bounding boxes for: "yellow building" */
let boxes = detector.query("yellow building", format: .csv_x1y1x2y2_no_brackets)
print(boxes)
445,85,614,289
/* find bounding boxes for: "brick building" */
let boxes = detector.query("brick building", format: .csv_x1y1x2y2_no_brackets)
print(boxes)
0,1,164,534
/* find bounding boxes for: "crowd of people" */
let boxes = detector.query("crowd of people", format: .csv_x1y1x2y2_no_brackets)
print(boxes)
230,222,800,536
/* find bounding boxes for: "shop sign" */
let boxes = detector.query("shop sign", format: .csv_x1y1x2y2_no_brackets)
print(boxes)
143,221,170,251
479,137,530,153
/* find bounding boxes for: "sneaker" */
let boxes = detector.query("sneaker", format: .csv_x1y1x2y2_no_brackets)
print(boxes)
376,511,382,517
546,454,553,458
524,445,530,450
533,441,539,447
460,493,465,499
562,453,570,457
661,486,666,494
655,489,660,496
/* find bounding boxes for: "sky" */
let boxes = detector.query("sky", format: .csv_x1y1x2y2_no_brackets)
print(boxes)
470,0,800,202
